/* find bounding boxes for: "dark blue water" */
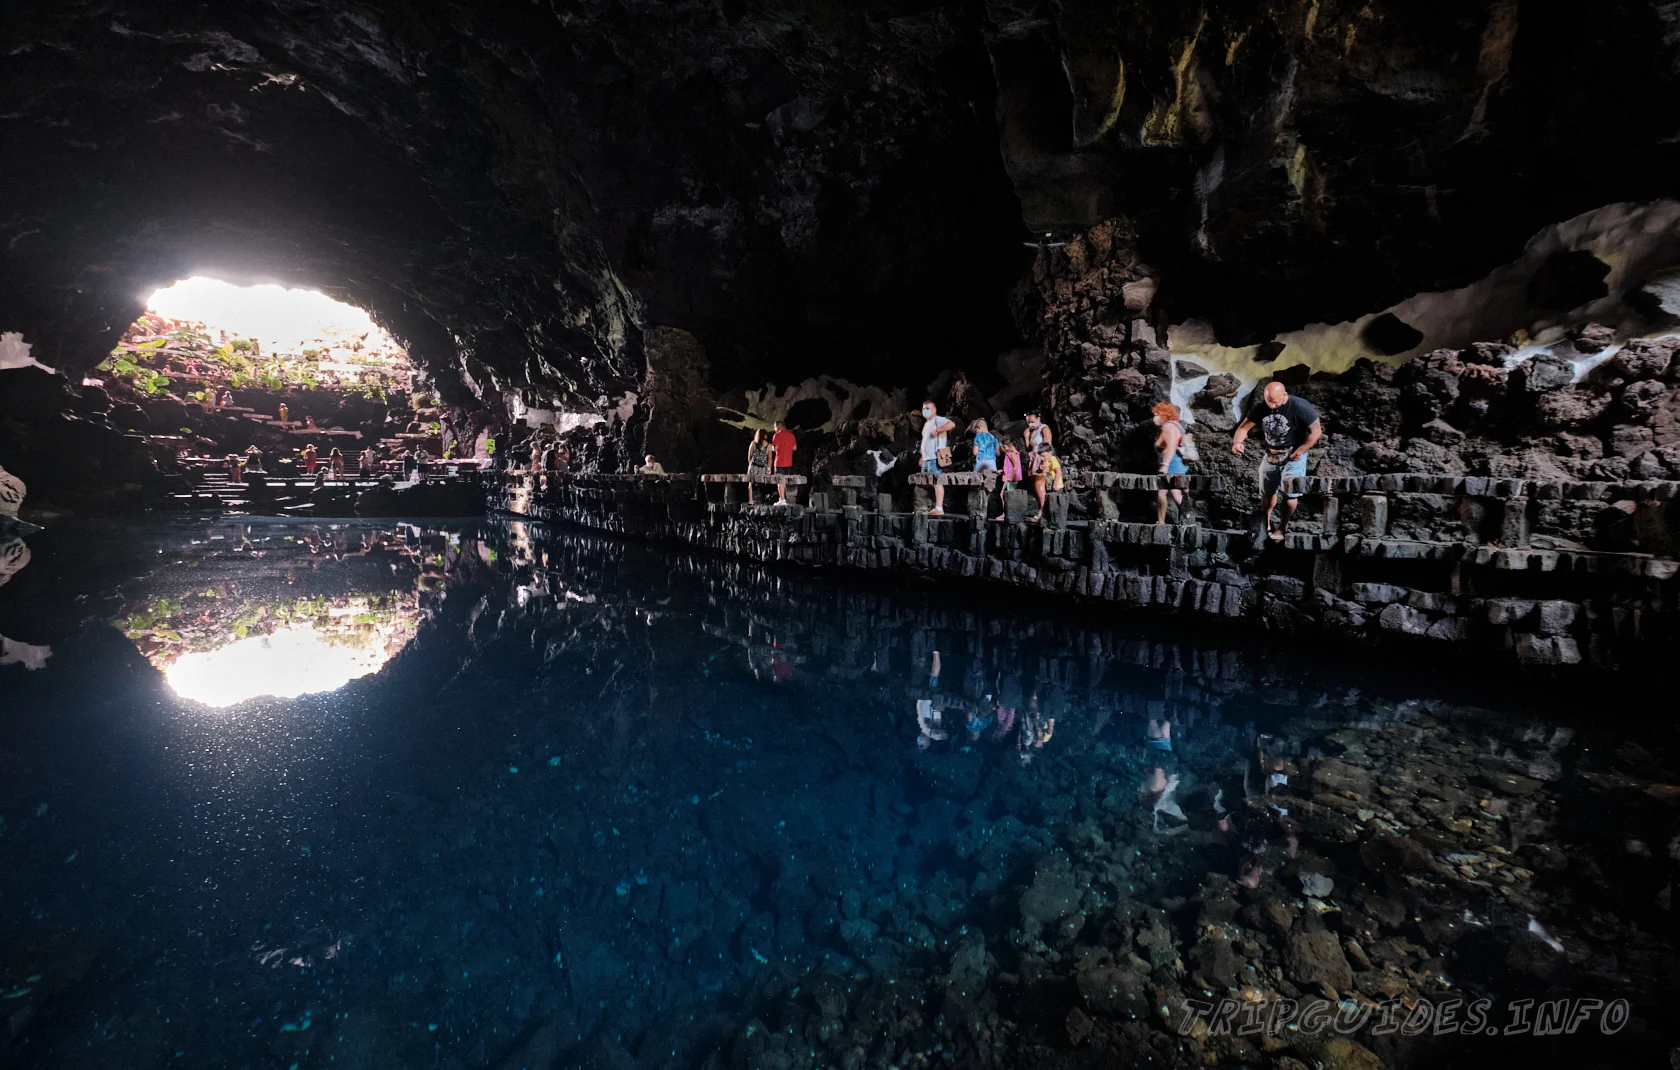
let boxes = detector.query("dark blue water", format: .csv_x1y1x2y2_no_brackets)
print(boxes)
0,517,1674,1069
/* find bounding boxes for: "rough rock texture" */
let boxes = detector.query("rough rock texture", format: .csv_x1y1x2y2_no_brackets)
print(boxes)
6,0,1680,424
499,470,1680,671
1,0,1027,409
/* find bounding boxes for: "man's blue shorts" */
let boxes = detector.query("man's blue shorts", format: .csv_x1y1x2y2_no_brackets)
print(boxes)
1259,452,1309,499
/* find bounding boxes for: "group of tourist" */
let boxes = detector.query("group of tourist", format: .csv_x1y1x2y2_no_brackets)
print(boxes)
221,442,429,483
916,401,1064,522
911,380,1321,538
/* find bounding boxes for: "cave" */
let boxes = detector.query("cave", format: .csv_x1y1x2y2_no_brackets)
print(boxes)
1359,312,1426,357
1526,249,1614,312
4,4,1680,1068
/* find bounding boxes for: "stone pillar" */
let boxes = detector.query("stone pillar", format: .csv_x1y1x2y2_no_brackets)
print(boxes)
1499,496,1530,548
1320,494,1340,536
1357,494,1388,537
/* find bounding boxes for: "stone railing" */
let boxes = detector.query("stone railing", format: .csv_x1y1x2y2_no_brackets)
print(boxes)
492,470,1680,671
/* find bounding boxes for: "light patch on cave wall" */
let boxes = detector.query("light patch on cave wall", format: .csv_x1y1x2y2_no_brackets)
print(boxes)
716,376,908,433
1167,199,1680,412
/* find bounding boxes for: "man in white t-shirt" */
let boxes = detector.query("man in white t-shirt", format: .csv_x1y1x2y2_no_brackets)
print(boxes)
919,400,956,516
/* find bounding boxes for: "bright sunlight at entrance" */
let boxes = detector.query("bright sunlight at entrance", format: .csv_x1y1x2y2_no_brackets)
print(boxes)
146,277,392,354
95,276,411,399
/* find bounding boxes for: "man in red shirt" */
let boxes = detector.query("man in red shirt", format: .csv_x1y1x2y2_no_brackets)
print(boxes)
770,421,797,504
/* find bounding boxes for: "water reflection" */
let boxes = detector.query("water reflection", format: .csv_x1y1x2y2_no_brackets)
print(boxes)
0,517,1672,1068
115,520,446,706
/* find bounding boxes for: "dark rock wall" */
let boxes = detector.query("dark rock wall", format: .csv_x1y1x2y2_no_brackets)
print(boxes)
0,0,1028,410
6,0,1680,429
498,471,1680,672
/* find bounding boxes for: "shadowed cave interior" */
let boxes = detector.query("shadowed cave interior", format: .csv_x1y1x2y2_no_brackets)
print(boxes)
3,3,1680,1069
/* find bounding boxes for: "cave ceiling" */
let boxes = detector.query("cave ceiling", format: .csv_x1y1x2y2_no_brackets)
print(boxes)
3,0,1678,411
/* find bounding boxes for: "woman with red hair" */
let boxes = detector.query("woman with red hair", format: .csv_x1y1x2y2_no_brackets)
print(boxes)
1152,401,1191,524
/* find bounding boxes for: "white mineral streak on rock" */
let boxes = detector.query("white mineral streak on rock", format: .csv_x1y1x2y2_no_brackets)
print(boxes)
0,333,56,374
1527,916,1566,953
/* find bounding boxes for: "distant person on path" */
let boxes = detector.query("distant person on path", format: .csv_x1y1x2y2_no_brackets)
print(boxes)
277,402,289,425
1152,401,1190,525
400,448,416,479
637,455,665,475
745,429,771,504
1232,382,1322,542
970,419,998,473
305,414,317,431
225,452,242,481
243,445,264,473
302,443,318,474
919,400,956,517
329,448,345,477
416,447,430,477
359,447,376,479
219,389,234,409
992,439,1022,521
770,421,797,505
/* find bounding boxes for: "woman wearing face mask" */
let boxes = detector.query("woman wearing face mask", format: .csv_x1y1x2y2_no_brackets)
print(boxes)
918,401,956,516
1023,410,1052,453
1152,401,1192,524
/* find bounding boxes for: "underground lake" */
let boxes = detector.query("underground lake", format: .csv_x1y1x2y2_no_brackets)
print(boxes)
0,516,1673,1069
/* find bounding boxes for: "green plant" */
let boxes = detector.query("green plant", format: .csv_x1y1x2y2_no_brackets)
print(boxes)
230,338,254,353
483,436,497,456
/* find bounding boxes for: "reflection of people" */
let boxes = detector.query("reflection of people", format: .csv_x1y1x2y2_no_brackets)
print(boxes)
1232,381,1322,542
1016,692,1052,764
1147,717,1174,752
916,650,947,750
915,699,947,749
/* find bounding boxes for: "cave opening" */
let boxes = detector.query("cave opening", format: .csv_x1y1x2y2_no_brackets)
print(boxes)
106,276,413,402
5,5,1680,1066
